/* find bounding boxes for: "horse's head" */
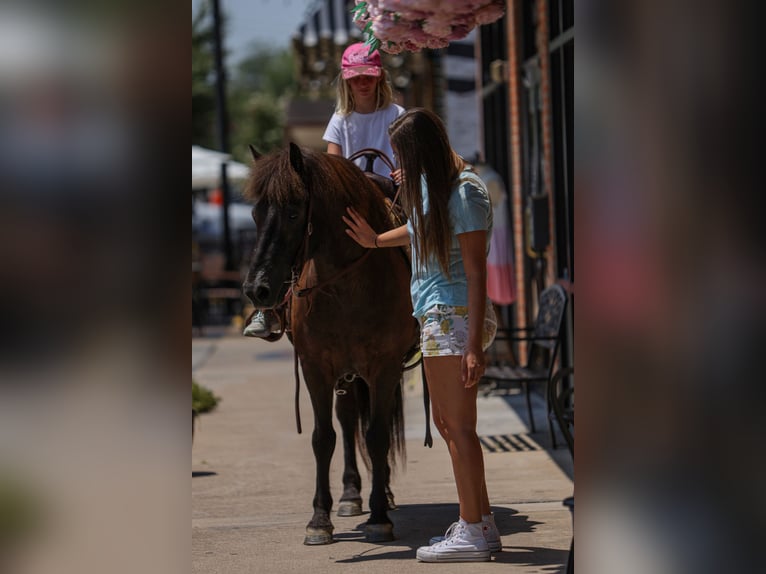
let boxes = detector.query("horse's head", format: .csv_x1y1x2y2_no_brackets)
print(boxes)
242,143,311,308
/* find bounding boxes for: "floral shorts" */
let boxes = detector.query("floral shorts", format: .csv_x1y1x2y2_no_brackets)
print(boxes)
418,302,498,357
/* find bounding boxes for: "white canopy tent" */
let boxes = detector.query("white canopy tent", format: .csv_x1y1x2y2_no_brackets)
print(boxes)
192,146,256,251
192,145,251,188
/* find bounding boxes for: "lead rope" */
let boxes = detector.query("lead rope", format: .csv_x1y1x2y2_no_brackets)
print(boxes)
293,342,302,434
286,287,301,435
291,189,312,435
387,182,430,447
421,361,433,447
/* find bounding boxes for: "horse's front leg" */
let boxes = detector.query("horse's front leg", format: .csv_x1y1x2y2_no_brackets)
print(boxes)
303,366,336,545
335,384,363,517
364,368,402,542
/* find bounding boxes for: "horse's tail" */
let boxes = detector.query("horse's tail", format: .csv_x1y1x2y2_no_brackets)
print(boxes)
354,384,370,470
354,378,406,473
389,380,406,470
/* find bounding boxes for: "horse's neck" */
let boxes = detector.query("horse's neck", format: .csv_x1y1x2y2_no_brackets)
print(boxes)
309,200,380,277
310,210,365,273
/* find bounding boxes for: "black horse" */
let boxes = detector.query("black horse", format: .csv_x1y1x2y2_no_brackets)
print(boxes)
243,143,419,544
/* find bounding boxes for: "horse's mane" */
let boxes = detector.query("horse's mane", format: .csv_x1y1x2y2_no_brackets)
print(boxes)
243,147,386,223
242,148,299,205
243,148,391,254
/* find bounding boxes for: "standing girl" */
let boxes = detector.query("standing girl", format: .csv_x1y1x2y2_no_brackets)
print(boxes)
343,108,500,562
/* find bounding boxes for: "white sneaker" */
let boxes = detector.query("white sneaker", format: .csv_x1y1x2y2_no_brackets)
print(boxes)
243,310,273,337
417,520,490,562
429,517,502,552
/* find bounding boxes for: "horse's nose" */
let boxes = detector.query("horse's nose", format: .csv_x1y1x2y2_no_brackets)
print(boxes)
243,280,271,306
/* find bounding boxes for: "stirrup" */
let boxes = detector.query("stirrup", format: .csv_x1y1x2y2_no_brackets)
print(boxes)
403,348,422,370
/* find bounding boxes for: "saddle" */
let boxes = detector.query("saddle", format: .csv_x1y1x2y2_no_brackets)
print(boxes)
364,172,406,228
364,171,397,202
347,147,407,232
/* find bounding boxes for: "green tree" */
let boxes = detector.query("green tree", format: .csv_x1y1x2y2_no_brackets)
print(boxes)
192,1,216,149
229,43,297,161
234,43,295,96
192,7,298,162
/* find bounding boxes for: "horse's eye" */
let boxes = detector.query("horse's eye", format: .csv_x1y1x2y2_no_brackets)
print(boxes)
288,211,299,220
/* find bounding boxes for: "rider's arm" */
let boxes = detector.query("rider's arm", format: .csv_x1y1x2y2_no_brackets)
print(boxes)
327,142,343,156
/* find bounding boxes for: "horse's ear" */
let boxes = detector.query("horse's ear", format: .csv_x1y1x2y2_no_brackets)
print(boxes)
248,144,262,163
288,142,305,177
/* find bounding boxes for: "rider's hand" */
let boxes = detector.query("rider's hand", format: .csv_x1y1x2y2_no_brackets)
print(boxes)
391,169,403,185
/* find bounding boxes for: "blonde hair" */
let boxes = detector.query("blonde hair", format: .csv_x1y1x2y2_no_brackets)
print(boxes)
334,69,395,115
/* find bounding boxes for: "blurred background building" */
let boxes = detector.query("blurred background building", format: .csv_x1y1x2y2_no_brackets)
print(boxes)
285,0,573,369
192,0,573,363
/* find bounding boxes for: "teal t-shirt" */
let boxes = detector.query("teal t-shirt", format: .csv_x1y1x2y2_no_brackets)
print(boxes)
407,169,493,317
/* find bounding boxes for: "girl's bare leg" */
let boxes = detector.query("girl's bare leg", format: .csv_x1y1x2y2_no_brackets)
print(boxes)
424,356,488,523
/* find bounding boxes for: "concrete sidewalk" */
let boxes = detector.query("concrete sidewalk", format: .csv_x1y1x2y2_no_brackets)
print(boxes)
192,332,573,573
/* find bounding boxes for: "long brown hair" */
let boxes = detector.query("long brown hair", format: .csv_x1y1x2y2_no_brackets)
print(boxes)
388,108,464,277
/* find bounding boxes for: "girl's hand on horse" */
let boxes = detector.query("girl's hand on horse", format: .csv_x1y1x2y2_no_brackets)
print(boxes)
343,207,378,248
461,346,485,388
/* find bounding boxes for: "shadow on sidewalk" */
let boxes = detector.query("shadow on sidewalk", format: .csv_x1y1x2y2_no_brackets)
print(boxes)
491,545,570,570
192,471,218,478
333,502,563,568
494,390,574,483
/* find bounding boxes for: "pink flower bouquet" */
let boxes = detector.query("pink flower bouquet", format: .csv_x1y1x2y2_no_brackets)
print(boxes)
352,0,505,53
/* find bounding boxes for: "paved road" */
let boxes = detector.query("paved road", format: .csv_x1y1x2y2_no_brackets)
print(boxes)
192,333,573,573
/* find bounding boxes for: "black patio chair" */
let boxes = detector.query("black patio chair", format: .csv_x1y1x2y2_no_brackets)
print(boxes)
479,283,568,439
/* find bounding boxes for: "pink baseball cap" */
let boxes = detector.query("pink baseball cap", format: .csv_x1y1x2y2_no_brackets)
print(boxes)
341,42,382,79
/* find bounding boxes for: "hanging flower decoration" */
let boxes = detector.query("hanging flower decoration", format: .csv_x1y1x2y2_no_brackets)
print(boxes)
352,0,505,54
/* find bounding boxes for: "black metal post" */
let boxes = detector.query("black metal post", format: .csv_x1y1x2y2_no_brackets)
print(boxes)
211,0,233,271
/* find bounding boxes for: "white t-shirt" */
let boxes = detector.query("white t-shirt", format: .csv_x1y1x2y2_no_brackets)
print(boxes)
322,104,405,178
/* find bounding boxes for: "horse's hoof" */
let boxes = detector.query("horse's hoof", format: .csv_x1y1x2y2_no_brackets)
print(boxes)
337,500,363,517
387,494,397,511
304,527,334,545
365,523,394,543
